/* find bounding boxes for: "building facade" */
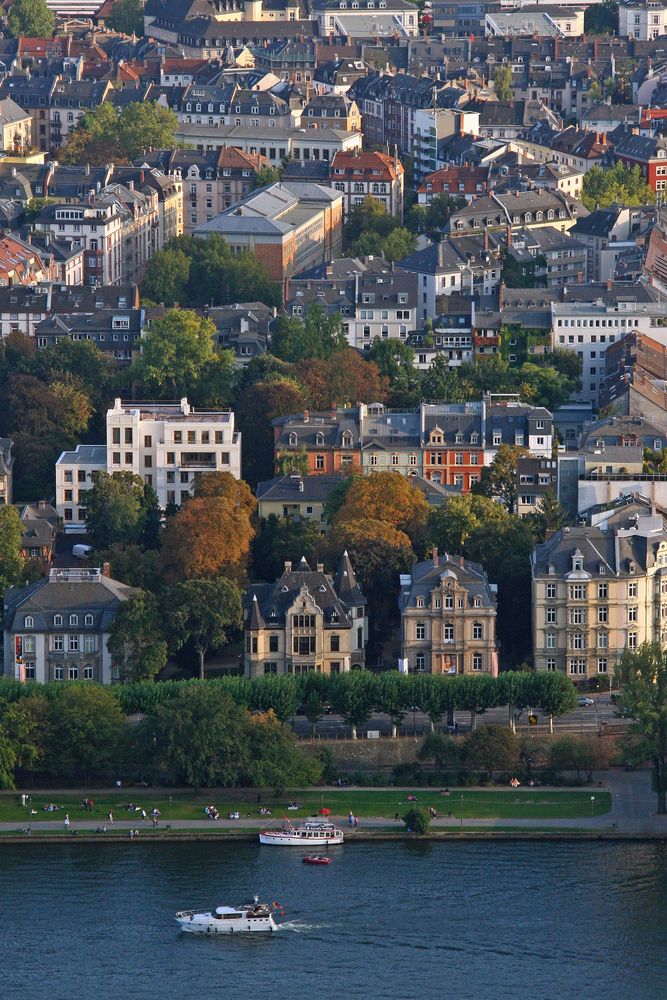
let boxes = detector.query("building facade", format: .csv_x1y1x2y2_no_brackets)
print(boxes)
243,553,367,677
399,549,498,675
3,567,136,684
532,502,667,680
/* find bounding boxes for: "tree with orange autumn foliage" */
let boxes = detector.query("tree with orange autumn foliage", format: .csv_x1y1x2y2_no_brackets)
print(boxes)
294,349,388,410
160,473,255,582
333,471,428,545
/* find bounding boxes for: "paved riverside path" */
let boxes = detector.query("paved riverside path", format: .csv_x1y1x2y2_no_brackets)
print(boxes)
1,772,664,836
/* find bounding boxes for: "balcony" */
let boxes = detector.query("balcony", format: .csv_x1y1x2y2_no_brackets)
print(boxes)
180,452,217,469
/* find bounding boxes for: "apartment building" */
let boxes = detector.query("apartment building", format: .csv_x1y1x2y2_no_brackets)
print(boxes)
55,399,242,529
517,456,558,517
174,122,362,164
329,150,404,221
256,473,348,529
619,0,667,39
3,567,136,684
243,553,367,678
399,549,498,675
531,500,667,680
570,206,647,284
314,0,420,36
0,97,32,153
448,188,586,236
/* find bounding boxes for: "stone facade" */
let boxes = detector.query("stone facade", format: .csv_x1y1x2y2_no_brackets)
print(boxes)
399,549,498,675
243,553,367,677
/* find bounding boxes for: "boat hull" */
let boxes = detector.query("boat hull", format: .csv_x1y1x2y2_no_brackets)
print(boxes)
176,915,277,934
259,831,344,846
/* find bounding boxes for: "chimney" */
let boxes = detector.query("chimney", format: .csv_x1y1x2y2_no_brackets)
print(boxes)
607,278,613,291
432,546,439,567
459,555,465,568
317,562,324,572
483,227,489,251
506,226,512,248
101,562,111,577
284,561,292,573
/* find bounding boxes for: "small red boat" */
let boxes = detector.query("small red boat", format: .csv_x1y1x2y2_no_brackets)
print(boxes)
302,855,332,865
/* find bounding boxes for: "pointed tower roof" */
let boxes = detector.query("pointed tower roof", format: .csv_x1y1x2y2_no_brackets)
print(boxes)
247,592,265,629
298,555,311,571
334,550,366,607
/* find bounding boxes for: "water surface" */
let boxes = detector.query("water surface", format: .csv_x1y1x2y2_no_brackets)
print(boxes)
1,841,666,1000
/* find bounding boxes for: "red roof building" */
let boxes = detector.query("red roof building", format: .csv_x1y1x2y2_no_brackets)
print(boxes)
417,165,488,205
329,149,404,221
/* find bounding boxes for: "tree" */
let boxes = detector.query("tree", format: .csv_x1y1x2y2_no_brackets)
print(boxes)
36,338,115,424
418,731,461,768
141,684,250,790
0,724,16,789
581,161,655,212
2,694,51,783
549,736,610,783
345,197,397,244
350,227,417,262
330,671,378,739
402,806,430,834
47,685,125,784
107,592,167,683
584,0,617,34
376,672,412,738
464,726,520,779
85,471,149,550
334,471,428,545
299,673,331,737
60,102,178,165
235,377,308,486
276,447,310,477
105,0,144,35
425,494,510,556
531,671,578,734
246,710,322,791
421,354,470,402
252,165,283,189
251,515,322,582
7,0,54,38
163,578,242,679
527,491,568,541
294,349,388,410
368,337,421,408
130,310,217,399
160,474,255,582
496,671,533,733
494,65,514,102
455,675,499,732
140,249,191,307
473,444,528,514
616,643,667,813
250,675,300,722
414,674,457,731
271,302,347,363
25,196,55,221
0,506,25,599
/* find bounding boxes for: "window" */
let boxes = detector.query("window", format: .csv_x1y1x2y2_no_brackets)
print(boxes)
546,659,556,671
546,607,556,624
598,583,608,600
569,658,586,675
570,608,585,625
316,455,324,470
473,622,483,640
472,653,482,671
628,582,638,598
598,607,608,624
24,616,34,628
628,607,638,623
264,662,278,674
53,635,63,652
331,635,340,652
569,585,586,600
597,632,607,649
69,614,78,626
54,666,63,680
68,635,79,652
546,633,556,649
68,665,78,680
546,583,556,599
84,614,93,626
83,635,95,653
54,614,63,627
416,623,426,640
628,632,638,649
572,633,585,650
444,624,454,641
23,636,35,654
597,658,607,674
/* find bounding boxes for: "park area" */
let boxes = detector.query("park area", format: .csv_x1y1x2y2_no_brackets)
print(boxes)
0,788,612,826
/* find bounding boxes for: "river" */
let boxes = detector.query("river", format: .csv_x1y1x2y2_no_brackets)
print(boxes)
1,841,666,1000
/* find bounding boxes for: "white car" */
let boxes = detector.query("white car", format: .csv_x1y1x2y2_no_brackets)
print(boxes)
578,697,595,707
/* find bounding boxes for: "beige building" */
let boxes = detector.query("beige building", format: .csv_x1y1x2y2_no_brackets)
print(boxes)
531,500,667,681
243,553,367,677
399,550,498,675
0,98,32,154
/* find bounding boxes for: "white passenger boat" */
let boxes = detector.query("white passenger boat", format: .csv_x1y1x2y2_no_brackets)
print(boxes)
175,897,278,934
259,819,344,846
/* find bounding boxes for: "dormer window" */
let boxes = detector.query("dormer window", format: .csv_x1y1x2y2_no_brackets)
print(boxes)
316,432,325,446
471,433,479,444
24,616,34,629
54,614,63,626
473,596,481,608
288,432,298,446
342,431,353,447
629,561,636,574
572,553,583,572
455,432,463,443
548,564,555,576
416,596,425,608
69,614,78,626
84,614,94,626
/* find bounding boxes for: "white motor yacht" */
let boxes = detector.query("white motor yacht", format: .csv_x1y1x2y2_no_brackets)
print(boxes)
259,819,344,846
175,897,278,934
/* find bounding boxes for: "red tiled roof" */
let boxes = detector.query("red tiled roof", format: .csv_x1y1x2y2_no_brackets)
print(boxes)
330,150,403,181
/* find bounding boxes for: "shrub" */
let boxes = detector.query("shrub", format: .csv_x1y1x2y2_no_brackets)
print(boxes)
402,806,431,834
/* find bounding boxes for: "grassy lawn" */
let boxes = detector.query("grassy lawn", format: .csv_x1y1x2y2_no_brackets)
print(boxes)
0,788,611,824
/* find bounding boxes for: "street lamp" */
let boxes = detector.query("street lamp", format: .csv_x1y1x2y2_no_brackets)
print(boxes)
590,795,595,819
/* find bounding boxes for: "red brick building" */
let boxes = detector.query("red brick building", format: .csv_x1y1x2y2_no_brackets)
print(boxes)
329,150,404,221
273,408,362,475
613,132,667,195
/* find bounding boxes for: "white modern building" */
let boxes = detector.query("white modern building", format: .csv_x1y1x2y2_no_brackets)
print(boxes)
619,0,667,39
56,398,242,530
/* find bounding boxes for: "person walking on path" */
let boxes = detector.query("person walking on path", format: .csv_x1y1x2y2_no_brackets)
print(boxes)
107,811,114,824
64,814,70,829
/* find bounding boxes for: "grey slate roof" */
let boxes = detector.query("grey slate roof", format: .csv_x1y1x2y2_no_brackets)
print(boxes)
399,554,497,612
3,571,136,633
244,552,365,627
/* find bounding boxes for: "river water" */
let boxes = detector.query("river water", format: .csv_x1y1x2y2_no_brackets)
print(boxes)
1,840,666,1000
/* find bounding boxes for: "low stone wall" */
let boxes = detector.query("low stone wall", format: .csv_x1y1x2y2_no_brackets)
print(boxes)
302,736,422,772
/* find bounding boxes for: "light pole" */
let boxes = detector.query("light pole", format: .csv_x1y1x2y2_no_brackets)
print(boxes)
590,795,595,819
169,795,172,824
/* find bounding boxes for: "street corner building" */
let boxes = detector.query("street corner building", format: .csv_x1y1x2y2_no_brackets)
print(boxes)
399,549,498,676
531,499,667,681
242,553,367,677
3,567,137,685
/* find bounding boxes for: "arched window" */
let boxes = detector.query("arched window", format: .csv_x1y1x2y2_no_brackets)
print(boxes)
288,432,298,446
68,665,78,680
84,614,94,627
416,596,425,608
316,432,324,446
69,614,78,626
24,616,34,629
54,614,63,627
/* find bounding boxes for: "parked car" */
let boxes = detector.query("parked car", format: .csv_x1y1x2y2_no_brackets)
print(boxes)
578,696,595,707
72,544,92,560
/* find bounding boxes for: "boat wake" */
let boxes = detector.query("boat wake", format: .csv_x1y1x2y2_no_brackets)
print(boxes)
278,921,330,933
